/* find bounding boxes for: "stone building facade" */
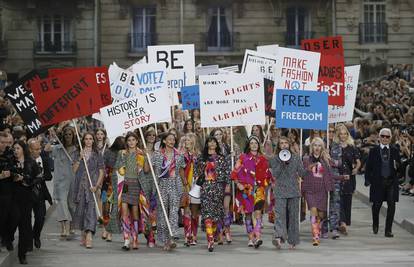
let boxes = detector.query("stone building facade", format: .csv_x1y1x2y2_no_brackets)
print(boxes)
0,0,413,82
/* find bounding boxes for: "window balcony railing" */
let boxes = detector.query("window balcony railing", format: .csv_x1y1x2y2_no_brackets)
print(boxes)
128,32,157,53
359,23,388,44
34,41,77,54
200,31,239,52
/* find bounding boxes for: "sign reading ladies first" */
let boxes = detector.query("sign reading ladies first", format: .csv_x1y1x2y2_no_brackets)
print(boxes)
199,74,265,128
147,44,195,105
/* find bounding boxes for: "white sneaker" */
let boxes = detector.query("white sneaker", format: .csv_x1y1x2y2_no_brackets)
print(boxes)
248,240,254,247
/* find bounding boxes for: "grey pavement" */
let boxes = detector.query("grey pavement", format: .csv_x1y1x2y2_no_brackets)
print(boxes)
3,190,414,267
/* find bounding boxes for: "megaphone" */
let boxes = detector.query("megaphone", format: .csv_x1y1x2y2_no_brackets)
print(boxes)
278,149,292,162
189,184,201,199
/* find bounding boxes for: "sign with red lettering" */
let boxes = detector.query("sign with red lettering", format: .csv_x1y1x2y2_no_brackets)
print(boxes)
49,67,112,106
31,69,102,125
273,47,321,109
301,36,345,106
199,73,265,127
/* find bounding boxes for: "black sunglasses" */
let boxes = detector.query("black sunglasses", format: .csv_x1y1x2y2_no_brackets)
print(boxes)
380,135,391,139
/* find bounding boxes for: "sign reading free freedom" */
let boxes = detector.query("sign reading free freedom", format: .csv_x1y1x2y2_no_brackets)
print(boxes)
276,89,328,130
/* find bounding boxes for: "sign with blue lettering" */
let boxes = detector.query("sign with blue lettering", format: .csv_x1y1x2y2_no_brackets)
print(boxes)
276,89,328,130
181,85,199,110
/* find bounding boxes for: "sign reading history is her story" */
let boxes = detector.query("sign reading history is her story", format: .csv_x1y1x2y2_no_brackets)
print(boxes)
276,89,328,130
147,44,195,105
199,73,265,127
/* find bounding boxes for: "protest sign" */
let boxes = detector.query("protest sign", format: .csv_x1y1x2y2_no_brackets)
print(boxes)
181,85,200,110
132,63,168,95
147,44,195,105
31,69,102,126
196,65,219,77
257,44,279,55
99,84,171,140
241,49,277,81
4,70,50,136
328,65,360,123
276,89,328,130
199,73,265,127
49,67,112,106
219,65,239,74
108,64,135,100
302,36,345,106
273,47,320,108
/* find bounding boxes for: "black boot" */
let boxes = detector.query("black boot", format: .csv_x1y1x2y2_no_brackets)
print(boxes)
18,255,28,265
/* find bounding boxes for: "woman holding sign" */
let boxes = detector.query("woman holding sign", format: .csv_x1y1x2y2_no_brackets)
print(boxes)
196,136,230,252
71,133,105,249
231,136,272,248
116,132,149,250
152,133,186,251
210,128,233,244
302,138,349,246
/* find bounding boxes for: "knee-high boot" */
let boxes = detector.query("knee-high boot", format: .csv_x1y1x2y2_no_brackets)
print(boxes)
121,217,131,250
191,216,199,244
132,220,139,249
245,217,254,246
205,219,215,252
183,215,192,246
224,212,233,243
311,216,320,246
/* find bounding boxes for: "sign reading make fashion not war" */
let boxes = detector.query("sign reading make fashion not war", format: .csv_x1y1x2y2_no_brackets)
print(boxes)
31,69,102,126
241,50,277,81
276,89,328,130
273,47,320,108
99,83,171,140
181,85,200,110
199,73,265,128
329,65,361,123
4,70,50,136
147,44,195,105
301,36,345,106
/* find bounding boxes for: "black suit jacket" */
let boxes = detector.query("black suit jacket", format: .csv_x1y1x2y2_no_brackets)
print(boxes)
34,151,53,204
364,145,400,203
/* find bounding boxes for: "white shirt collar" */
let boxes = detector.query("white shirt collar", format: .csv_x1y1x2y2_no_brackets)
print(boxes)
380,144,389,149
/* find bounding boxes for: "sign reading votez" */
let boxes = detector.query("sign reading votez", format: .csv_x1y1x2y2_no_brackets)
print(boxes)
31,69,102,126
199,74,265,127
302,36,345,106
276,89,328,130
241,49,277,81
4,70,50,136
147,44,195,105
99,83,171,139
329,65,360,123
273,47,320,108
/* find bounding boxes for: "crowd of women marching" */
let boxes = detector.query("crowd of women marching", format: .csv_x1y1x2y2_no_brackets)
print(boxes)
43,111,361,255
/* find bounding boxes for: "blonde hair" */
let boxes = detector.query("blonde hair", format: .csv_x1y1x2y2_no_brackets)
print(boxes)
184,133,198,154
309,137,330,165
334,123,355,146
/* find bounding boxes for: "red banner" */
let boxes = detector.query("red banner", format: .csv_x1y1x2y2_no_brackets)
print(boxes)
49,67,112,106
32,69,103,125
301,36,345,106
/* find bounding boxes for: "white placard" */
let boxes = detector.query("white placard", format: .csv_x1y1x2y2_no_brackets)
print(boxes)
108,64,135,100
328,65,360,123
273,47,321,108
241,49,277,81
147,44,195,106
199,73,265,127
100,79,171,140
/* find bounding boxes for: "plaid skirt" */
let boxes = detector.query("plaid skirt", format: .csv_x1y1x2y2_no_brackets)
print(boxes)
121,178,141,205
304,191,328,212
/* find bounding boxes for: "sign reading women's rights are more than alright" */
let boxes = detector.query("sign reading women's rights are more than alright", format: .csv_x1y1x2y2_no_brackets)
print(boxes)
272,47,321,108
199,74,265,128
147,44,195,106
276,89,328,130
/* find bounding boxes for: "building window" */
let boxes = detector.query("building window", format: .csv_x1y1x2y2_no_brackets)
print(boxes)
207,6,232,51
360,0,387,44
131,7,156,52
36,15,74,53
286,7,312,47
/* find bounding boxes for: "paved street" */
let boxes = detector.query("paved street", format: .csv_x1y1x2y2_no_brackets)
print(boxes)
10,197,414,267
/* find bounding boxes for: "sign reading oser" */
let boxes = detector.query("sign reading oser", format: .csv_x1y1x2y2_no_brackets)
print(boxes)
276,89,328,130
